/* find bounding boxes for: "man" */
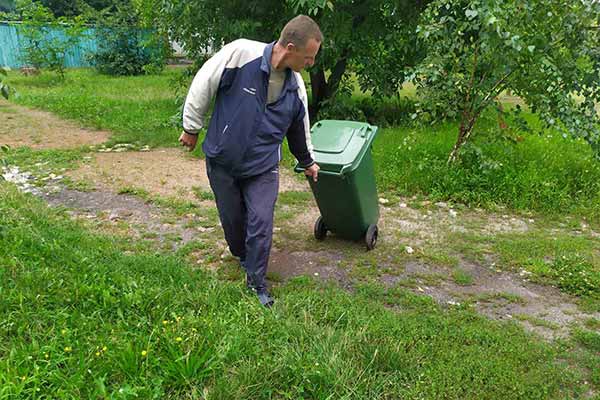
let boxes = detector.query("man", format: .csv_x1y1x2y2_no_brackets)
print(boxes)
179,15,322,307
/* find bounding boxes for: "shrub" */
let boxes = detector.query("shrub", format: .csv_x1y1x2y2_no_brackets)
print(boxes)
88,4,167,76
318,95,416,127
17,0,86,79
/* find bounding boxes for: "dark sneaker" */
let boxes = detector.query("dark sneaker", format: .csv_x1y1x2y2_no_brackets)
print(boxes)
256,290,274,308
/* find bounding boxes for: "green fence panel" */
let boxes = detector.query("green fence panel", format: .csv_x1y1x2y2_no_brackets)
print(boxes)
1,23,98,68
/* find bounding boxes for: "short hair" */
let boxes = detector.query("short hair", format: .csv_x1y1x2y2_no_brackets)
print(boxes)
278,15,323,49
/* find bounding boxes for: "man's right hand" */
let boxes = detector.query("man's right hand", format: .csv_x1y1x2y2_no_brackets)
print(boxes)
179,131,198,152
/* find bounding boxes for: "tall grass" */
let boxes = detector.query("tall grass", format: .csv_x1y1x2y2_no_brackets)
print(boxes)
372,113,600,218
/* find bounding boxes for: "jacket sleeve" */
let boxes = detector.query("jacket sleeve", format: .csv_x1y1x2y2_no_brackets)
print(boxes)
287,74,315,167
182,41,239,135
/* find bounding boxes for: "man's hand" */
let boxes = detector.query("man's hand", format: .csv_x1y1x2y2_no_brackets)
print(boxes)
179,131,198,152
304,163,320,182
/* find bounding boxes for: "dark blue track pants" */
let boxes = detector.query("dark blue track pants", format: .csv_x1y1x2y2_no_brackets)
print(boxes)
206,158,279,291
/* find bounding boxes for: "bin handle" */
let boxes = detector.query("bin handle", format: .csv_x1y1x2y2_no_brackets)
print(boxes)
316,164,351,177
297,163,352,178
359,125,372,138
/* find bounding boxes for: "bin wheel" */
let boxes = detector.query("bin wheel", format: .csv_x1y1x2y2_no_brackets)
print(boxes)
365,224,378,251
314,216,328,241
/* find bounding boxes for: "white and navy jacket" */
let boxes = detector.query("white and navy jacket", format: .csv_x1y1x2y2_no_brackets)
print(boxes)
183,39,315,178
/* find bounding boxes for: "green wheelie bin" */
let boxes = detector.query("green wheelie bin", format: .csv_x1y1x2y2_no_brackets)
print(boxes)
295,120,380,250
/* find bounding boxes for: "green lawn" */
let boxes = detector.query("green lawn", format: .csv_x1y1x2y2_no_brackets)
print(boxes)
1,184,597,399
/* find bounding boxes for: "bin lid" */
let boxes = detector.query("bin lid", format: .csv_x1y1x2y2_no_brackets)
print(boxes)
309,120,378,174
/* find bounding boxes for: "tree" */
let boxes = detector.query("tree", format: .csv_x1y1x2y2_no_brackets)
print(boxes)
37,0,117,17
17,0,87,79
290,0,428,120
0,0,15,12
413,0,600,163
158,0,428,120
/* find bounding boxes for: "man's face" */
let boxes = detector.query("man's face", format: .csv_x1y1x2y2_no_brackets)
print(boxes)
286,38,321,72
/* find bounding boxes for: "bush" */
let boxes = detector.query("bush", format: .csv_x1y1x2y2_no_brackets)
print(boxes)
88,5,167,76
17,0,86,79
318,95,416,127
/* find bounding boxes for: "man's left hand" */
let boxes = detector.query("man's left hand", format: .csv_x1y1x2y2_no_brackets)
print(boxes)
304,163,320,182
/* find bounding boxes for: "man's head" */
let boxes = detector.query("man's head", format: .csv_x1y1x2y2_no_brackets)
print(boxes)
277,15,322,72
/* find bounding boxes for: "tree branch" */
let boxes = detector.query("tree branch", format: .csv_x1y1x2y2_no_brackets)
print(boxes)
475,69,515,114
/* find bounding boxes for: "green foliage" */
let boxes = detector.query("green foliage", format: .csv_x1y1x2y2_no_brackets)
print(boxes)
35,0,115,17
88,3,167,76
573,329,600,353
0,67,12,99
414,0,600,162
0,185,594,398
159,0,428,119
319,94,417,127
372,111,600,216
16,0,87,79
0,0,15,12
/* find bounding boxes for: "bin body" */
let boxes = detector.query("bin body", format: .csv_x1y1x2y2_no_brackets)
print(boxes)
296,120,379,241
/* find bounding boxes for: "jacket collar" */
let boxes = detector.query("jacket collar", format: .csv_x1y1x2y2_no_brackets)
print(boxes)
261,41,299,92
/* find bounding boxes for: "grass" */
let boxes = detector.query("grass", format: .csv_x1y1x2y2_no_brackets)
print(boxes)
6,68,600,219
452,268,474,286
1,184,598,399
493,232,600,310
372,113,600,220
6,68,184,148
4,69,600,398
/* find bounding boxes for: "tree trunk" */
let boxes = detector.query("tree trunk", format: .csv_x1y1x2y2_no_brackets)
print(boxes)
448,115,477,164
448,125,467,164
309,68,327,122
308,56,349,122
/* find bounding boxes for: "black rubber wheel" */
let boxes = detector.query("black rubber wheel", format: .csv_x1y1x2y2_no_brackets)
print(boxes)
314,216,327,241
365,224,378,251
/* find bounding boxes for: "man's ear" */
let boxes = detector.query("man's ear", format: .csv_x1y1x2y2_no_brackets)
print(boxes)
285,42,296,52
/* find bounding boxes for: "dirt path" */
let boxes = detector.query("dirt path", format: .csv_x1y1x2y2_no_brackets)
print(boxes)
67,149,306,202
2,101,599,341
0,100,110,149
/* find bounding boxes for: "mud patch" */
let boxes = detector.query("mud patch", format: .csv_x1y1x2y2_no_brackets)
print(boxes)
68,149,210,201
40,186,208,250
382,259,600,340
269,249,349,287
0,100,110,149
